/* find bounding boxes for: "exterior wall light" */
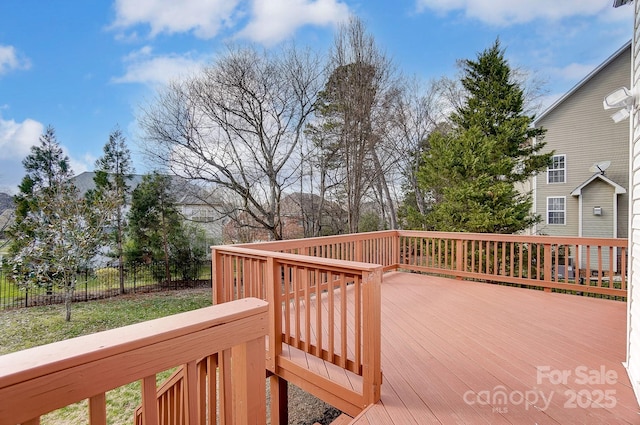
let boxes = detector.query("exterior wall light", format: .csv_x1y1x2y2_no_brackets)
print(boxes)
604,87,635,122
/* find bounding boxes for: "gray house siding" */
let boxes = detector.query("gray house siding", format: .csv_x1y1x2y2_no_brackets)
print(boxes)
534,44,630,239
581,179,617,238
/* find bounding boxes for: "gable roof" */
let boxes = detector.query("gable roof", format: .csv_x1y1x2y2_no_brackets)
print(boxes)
613,0,633,7
70,171,214,206
570,173,627,196
534,41,631,124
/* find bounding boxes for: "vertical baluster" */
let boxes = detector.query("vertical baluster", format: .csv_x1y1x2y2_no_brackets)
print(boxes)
89,393,106,425
142,375,159,425
328,271,335,363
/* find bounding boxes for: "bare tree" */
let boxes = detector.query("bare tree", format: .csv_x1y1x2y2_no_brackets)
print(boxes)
139,44,323,240
388,76,448,219
314,16,399,232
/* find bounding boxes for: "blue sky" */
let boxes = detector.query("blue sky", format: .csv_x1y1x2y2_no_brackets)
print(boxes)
0,0,633,193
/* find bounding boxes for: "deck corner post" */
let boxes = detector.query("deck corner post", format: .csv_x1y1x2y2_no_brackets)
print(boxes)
362,267,382,406
231,337,267,425
269,375,289,425
211,247,223,305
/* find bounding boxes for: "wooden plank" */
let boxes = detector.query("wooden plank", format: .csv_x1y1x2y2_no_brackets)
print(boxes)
142,375,159,425
231,337,266,425
88,393,107,425
0,299,268,425
269,375,288,425
347,272,636,425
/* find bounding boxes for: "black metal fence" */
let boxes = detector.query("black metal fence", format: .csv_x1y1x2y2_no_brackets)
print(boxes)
0,260,212,310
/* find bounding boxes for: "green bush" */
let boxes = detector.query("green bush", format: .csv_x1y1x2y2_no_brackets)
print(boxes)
95,267,119,289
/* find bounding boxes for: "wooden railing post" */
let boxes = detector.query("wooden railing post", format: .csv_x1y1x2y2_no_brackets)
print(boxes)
184,361,199,425
211,247,223,304
394,231,401,269
88,393,106,425
231,337,266,424
266,257,282,372
356,239,363,263
544,243,552,292
456,239,464,279
362,268,382,406
142,375,159,425
269,375,288,425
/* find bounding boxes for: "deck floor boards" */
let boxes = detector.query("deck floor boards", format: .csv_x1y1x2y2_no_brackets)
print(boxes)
352,272,638,424
277,271,638,424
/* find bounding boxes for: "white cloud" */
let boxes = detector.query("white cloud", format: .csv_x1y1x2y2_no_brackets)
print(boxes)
415,0,615,26
0,116,42,160
0,44,31,76
111,0,350,45
111,0,241,39
0,116,42,192
238,0,350,45
0,117,95,192
69,153,94,177
113,46,206,85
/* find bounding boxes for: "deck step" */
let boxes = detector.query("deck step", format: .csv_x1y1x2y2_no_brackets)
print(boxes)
313,413,353,425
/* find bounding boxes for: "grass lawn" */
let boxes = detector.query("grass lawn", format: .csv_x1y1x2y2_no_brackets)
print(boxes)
0,288,213,424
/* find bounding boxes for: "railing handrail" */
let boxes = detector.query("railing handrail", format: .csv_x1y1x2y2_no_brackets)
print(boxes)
214,245,382,273
398,230,629,246
0,297,268,425
212,241,383,414
234,230,398,251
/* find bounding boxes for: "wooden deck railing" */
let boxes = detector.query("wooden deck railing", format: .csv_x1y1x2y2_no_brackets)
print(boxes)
232,230,626,297
398,231,628,297
0,298,268,425
235,230,399,271
211,245,382,415
143,230,626,423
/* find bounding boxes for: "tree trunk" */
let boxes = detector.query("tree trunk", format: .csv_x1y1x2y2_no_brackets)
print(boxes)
64,281,74,322
117,214,125,294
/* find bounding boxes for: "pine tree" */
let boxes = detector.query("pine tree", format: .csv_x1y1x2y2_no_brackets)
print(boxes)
91,128,134,294
126,172,183,283
7,126,112,321
417,39,552,233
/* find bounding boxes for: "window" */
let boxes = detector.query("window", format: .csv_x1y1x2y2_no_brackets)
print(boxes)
547,197,565,225
547,154,566,184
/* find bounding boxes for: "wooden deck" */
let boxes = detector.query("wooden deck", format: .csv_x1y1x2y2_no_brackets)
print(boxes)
317,272,638,424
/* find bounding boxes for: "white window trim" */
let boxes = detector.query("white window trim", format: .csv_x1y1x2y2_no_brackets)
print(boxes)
547,196,566,225
547,154,566,184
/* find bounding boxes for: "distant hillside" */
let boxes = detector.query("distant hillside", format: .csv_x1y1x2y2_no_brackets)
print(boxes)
0,193,13,214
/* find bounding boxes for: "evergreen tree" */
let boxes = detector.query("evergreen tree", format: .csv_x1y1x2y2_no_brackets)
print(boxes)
125,172,184,283
7,126,112,321
416,40,552,233
10,126,72,254
91,128,134,294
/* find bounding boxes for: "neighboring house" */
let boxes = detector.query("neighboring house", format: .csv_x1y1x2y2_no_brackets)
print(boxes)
0,193,14,240
70,171,227,244
533,41,630,242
